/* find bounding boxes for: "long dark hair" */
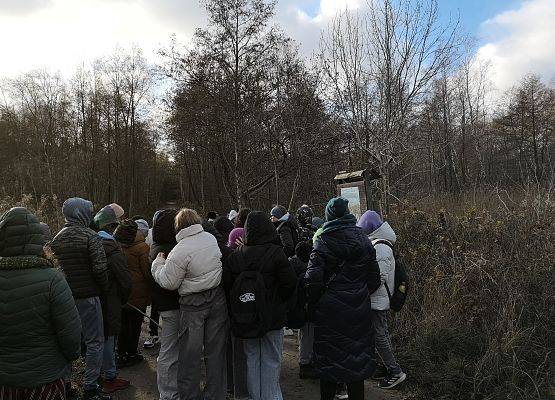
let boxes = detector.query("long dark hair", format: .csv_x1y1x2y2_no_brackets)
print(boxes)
235,208,251,228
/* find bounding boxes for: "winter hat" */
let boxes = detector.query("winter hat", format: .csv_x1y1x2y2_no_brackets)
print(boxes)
325,197,350,222
114,219,138,246
357,210,383,235
63,197,94,227
0,207,44,257
228,209,238,221
271,205,287,220
94,205,118,230
311,217,325,230
295,241,313,263
228,227,245,249
109,203,125,219
135,219,150,238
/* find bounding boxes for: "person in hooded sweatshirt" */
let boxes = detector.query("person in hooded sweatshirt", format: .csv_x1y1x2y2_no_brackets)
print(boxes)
50,197,109,400
224,211,297,400
271,205,298,257
305,197,381,400
357,210,407,389
151,208,228,400
0,207,81,400
93,207,133,394
149,209,180,400
114,219,151,367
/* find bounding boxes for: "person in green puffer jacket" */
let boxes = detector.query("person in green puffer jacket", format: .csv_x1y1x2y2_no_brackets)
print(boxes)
0,207,81,399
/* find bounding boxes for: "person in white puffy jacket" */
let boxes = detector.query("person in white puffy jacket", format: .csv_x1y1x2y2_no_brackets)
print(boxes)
357,210,406,390
151,208,228,400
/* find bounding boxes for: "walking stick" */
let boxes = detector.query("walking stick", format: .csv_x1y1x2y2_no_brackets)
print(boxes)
126,303,162,329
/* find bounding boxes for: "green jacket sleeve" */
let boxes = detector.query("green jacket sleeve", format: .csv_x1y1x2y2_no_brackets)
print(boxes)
50,270,82,361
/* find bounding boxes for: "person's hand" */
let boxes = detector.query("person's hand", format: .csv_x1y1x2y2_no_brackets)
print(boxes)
235,237,245,247
157,252,166,260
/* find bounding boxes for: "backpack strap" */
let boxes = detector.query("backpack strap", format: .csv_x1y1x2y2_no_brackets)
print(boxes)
373,239,394,301
372,239,394,251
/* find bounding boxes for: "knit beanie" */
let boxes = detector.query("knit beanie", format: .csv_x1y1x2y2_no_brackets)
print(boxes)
325,197,350,222
271,205,287,220
114,219,138,245
356,210,383,235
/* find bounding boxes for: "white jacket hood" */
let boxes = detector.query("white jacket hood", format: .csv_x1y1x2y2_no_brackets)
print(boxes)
368,222,396,245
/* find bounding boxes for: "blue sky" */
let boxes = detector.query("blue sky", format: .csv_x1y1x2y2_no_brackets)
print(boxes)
0,0,553,92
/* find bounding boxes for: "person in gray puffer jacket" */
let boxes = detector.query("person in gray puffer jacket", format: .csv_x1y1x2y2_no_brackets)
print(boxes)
50,197,109,400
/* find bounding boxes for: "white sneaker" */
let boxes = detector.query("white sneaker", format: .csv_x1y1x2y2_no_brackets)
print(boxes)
143,335,160,349
378,372,407,389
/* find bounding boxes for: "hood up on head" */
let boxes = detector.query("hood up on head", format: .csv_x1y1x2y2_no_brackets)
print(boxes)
357,210,383,235
245,211,278,246
152,209,178,245
94,205,118,231
0,207,45,257
62,197,94,227
213,216,234,243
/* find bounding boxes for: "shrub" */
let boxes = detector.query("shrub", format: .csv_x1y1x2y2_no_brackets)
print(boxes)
389,191,554,399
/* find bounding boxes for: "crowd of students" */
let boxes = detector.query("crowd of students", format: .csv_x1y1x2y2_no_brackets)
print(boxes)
0,196,406,400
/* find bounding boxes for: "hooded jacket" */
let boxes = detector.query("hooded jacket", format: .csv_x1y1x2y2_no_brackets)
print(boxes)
99,231,132,336
151,224,223,297
273,214,299,258
305,197,381,383
365,222,397,311
115,222,152,308
0,208,81,387
50,197,109,299
149,209,180,312
224,211,297,332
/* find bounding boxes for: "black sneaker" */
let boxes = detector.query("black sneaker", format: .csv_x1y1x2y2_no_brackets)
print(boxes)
372,364,389,381
378,372,407,389
299,363,318,380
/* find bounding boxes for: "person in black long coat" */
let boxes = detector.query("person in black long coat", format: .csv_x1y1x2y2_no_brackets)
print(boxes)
305,197,381,400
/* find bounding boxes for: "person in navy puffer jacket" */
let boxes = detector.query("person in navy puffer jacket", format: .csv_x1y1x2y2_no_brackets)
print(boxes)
305,197,381,400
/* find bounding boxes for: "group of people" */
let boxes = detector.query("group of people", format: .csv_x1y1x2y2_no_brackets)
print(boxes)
0,195,406,400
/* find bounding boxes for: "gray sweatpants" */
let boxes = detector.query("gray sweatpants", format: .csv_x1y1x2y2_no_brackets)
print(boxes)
371,310,402,375
158,309,180,400
178,286,228,400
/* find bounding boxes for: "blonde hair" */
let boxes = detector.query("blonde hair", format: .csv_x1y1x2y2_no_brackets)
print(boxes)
175,208,202,232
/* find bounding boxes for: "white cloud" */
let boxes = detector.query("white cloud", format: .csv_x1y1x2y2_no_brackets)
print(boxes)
0,0,201,77
476,0,555,91
276,0,362,58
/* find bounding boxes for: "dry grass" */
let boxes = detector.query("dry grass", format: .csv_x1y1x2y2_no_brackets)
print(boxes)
389,190,554,399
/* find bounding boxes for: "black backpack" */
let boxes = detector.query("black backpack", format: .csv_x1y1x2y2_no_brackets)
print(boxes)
373,240,409,312
230,247,274,338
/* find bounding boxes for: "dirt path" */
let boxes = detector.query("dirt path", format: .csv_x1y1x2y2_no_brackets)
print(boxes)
113,326,403,400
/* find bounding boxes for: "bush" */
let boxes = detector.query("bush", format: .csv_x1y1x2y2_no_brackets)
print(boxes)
389,191,554,399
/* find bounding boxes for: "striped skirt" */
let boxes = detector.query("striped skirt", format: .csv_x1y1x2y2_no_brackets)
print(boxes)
0,379,66,400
